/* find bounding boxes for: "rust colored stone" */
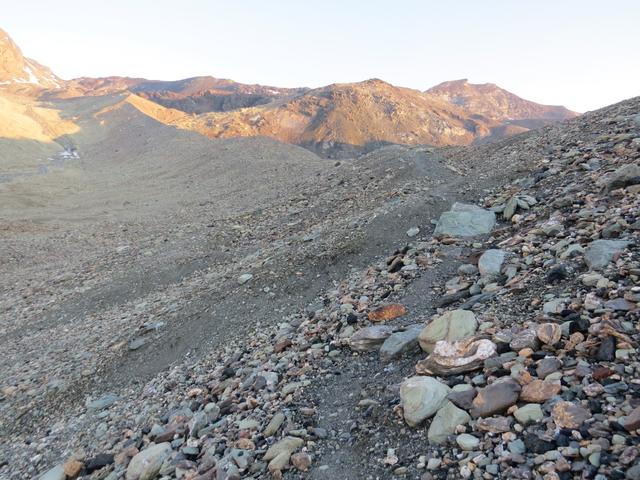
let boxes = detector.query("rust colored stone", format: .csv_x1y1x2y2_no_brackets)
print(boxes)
367,304,407,322
274,338,292,353
536,322,562,346
63,460,84,478
592,366,614,381
520,379,561,403
551,401,590,429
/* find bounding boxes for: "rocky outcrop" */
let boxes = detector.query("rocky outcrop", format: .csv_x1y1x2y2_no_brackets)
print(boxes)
0,28,62,90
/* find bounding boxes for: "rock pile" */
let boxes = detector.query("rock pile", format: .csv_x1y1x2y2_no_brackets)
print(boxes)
382,101,640,479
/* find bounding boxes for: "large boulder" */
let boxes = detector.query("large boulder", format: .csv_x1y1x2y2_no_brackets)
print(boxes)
597,164,640,191
400,376,450,427
418,310,478,353
427,401,471,444
584,240,630,270
434,203,496,237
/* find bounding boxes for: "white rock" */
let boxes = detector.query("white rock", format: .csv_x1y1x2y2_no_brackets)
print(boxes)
238,273,254,284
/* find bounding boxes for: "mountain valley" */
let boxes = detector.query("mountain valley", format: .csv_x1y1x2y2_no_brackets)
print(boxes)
0,25,639,480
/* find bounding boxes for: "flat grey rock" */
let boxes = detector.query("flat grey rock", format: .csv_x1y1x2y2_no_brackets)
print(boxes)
39,465,66,480
434,203,496,237
86,393,119,411
379,325,422,362
584,240,630,270
350,326,395,351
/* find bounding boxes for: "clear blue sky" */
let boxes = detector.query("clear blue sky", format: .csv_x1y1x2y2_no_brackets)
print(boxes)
4,0,639,112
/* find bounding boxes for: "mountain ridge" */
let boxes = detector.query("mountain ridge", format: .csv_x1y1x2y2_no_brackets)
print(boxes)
428,78,576,123
0,28,579,155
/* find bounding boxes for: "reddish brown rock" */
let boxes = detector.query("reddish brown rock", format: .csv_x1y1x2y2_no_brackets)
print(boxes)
63,460,83,478
291,452,312,472
520,379,562,403
368,304,407,322
274,337,292,353
476,416,513,433
236,438,256,450
154,428,179,443
592,366,614,381
114,446,138,466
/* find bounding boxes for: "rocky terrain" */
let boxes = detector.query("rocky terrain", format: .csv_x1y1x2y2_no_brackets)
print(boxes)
63,78,577,155
59,76,308,115
1,26,639,480
1,73,639,480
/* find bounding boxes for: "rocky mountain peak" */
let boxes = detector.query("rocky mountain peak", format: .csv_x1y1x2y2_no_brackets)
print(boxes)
0,28,62,90
427,78,578,123
0,28,27,81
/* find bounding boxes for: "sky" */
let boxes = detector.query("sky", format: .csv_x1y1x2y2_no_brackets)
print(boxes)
4,0,639,112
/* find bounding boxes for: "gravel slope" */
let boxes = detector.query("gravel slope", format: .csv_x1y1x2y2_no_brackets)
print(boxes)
0,96,638,480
